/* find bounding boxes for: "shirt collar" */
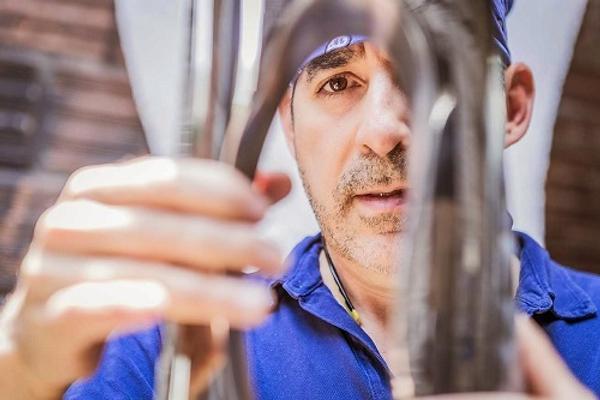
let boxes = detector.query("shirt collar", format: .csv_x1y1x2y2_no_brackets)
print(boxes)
271,233,392,375
515,231,597,320
274,231,597,320
272,234,324,299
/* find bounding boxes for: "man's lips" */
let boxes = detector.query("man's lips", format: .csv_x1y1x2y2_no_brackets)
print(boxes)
352,187,409,213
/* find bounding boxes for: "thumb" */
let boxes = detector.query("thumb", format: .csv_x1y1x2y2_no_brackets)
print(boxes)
516,315,594,399
188,318,228,395
253,172,292,204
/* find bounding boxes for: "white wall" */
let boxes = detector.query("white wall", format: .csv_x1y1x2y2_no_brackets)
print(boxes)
256,118,319,254
115,0,187,156
504,0,587,243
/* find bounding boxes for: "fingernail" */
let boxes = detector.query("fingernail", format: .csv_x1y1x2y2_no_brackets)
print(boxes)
261,245,284,272
248,196,268,219
280,256,293,274
239,286,271,310
269,289,279,311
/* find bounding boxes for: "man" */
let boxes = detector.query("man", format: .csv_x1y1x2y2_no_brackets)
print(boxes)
1,1,599,399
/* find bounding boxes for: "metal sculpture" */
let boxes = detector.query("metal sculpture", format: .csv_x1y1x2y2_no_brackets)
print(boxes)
155,0,520,398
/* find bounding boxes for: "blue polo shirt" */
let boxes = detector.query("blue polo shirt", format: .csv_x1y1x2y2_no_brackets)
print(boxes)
64,232,600,399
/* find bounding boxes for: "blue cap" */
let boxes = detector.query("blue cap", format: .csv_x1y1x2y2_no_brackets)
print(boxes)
296,34,368,73
492,0,514,65
296,0,514,77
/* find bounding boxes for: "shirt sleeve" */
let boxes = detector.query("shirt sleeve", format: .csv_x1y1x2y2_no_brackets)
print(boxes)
63,325,162,400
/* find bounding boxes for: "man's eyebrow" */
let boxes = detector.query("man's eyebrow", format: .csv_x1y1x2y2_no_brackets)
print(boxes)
303,43,365,83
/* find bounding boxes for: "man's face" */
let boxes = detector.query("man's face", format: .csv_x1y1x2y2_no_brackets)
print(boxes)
288,41,411,274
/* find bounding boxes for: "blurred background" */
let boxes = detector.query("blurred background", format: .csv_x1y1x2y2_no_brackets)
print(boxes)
0,0,598,298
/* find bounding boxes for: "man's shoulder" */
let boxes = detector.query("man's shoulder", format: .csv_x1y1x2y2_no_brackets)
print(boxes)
519,232,600,395
553,261,600,306
541,261,600,395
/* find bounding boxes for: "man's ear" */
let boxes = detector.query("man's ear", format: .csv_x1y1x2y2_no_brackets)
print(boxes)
278,86,296,158
504,62,535,148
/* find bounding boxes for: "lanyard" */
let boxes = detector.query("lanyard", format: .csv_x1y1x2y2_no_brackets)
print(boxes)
322,240,362,326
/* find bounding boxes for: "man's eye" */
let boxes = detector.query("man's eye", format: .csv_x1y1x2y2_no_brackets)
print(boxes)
326,76,348,92
316,73,363,98
319,75,355,95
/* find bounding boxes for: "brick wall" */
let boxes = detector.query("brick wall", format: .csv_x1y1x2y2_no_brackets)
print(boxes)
0,0,148,296
546,1,600,274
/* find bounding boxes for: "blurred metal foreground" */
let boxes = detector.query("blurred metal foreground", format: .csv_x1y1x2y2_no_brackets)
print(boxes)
155,0,520,398
154,0,252,399
392,0,521,396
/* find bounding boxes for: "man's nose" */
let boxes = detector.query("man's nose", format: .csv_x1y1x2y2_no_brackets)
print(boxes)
355,72,411,158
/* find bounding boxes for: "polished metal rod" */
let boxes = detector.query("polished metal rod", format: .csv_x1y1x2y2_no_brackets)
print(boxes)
393,0,521,396
155,1,250,399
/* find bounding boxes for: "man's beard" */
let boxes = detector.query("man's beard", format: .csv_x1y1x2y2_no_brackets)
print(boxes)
298,146,408,274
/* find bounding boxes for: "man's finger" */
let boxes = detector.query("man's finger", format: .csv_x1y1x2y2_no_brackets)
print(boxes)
23,252,275,329
61,157,268,222
36,200,284,276
44,280,168,341
253,172,292,204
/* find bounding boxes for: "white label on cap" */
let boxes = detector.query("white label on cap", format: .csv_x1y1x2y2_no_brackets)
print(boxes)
325,35,352,53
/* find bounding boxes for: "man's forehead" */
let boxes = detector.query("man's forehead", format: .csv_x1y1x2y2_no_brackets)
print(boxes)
303,43,366,83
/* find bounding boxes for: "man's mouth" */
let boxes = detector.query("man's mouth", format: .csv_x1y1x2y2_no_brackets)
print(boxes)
352,187,408,214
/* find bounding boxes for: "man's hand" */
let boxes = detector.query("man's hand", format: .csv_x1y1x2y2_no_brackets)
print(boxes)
417,316,596,400
0,157,291,399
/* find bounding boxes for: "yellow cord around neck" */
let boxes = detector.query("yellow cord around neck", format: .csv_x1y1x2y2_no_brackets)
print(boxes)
321,242,362,326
